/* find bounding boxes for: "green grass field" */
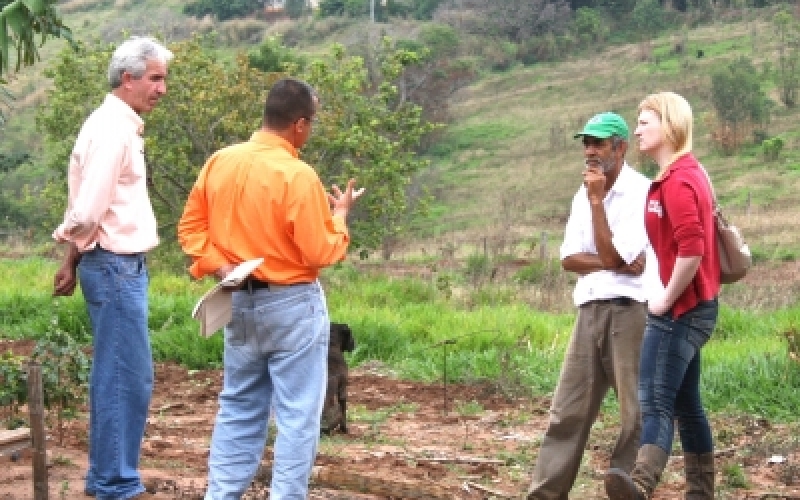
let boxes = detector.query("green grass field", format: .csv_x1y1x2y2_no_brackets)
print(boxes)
2,257,799,421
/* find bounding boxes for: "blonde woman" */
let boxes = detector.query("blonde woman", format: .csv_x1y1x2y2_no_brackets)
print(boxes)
604,92,721,500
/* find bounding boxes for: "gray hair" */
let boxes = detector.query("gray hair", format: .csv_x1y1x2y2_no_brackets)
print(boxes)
108,37,173,89
610,135,626,152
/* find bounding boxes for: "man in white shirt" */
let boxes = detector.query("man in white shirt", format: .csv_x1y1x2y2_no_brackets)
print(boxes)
526,112,655,499
52,36,172,500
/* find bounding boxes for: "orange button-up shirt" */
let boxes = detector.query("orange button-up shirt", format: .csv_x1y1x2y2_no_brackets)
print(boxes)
52,94,159,254
177,130,349,284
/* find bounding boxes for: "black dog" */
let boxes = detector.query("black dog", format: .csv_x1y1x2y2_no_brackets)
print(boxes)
321,322,355,434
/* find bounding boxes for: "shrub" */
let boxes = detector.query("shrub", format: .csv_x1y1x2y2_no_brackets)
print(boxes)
248,35,306,73
762,137,784,162
512,259,561,285
464,253,492,287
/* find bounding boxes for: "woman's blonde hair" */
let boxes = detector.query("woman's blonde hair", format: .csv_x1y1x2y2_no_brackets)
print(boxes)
638,91,693,167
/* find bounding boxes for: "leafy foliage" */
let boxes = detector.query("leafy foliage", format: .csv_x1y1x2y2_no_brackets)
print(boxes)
37,34,435,260
319,0,387,20
0,0,72,126
0,0,72,78
31,326,90,444
0,324,89,436
710,56,771,154
183,0,264,21
0,350,26,428
630,0,670,36
385,0,443,19
248,35,306,73
298,39,437,253
0,151,29,173
762,137,784,162
436,0,571,44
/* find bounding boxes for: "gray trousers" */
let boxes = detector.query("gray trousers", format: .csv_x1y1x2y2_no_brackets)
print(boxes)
527,299,647,500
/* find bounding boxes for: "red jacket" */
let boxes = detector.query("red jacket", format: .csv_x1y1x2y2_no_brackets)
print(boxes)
645,153,720,318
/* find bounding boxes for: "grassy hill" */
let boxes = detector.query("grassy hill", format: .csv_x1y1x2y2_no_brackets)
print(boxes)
2,2,800,308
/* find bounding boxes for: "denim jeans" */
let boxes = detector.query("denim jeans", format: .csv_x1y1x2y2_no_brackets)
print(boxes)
78,247,153,500
639,299,718,455
205,282,329,500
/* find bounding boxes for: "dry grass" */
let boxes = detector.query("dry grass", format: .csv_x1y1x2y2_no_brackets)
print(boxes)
434,14,800,242
59,0,112,14
216,18,270,45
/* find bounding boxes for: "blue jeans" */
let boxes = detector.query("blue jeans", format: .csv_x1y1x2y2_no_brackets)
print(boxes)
639,299,718,455
79,247,153,500
205,282,329,500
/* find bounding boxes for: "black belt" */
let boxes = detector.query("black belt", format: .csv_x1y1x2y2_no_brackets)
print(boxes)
589,297,635,306
243,278,309,292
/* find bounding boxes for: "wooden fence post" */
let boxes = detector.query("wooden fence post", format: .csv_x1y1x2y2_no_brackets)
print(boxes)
539,231,548,261
27,362,48,500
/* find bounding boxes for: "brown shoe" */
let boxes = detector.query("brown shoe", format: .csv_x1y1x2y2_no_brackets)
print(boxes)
130,493,172,499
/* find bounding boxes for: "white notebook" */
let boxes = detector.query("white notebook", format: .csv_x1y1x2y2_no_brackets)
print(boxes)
191,258,264,337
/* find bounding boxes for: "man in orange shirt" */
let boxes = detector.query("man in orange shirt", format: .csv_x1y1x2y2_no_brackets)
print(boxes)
178,78,363,500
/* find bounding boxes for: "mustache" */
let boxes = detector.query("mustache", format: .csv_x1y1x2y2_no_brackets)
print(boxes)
584,158,615,172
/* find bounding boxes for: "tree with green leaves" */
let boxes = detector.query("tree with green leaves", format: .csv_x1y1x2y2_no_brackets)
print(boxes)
37,35,435,262
0,0,71,125
183,0,264,21
0,0,71,78
248,35,306,73
710,56,770,154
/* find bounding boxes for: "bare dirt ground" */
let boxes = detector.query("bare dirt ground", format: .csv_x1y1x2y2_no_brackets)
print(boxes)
1,260,800,499
1,336,799,500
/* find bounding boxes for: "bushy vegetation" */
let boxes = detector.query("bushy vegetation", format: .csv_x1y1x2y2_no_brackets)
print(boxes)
35,34,435,261
2,258,800,422
183,0,263,21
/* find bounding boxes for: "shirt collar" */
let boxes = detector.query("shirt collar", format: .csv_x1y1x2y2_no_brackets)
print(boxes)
656,152,696,184
250,130,299,158
609,162,639,195
104,93,145,136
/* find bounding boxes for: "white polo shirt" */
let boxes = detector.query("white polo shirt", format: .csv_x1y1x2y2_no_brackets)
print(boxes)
560,163,662,307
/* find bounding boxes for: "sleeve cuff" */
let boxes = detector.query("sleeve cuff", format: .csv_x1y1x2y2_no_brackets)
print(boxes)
189,254,228,280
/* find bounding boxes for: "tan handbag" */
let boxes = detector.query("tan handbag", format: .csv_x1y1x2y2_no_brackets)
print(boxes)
715,206,751,284
700,166,752,284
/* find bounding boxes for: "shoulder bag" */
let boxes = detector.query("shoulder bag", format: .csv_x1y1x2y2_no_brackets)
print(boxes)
699,166,752,284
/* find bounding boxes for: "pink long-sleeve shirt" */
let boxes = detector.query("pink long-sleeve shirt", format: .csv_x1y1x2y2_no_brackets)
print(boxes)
52,94,158,254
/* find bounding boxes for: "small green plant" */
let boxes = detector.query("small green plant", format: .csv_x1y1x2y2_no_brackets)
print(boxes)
762,137,785,161
0,311,90,438
0,351,27,428
32,325,90,444
455,400,484,416
52,455,73,466
722,463,748,488
436,273,453,299
464,253,492,287
512,259,559,285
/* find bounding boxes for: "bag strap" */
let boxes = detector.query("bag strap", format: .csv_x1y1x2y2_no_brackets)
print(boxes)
697,164,719,211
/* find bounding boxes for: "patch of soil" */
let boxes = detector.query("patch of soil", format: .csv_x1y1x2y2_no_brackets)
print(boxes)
1,339,799,499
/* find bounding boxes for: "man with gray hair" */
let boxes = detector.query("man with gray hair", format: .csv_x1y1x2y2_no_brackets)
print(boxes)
526,112,656,499
52,36,172,499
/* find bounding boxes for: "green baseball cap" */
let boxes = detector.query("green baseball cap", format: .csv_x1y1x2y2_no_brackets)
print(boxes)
574,112,630,141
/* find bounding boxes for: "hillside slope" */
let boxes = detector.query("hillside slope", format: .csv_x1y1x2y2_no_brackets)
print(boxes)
2,3,800,269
